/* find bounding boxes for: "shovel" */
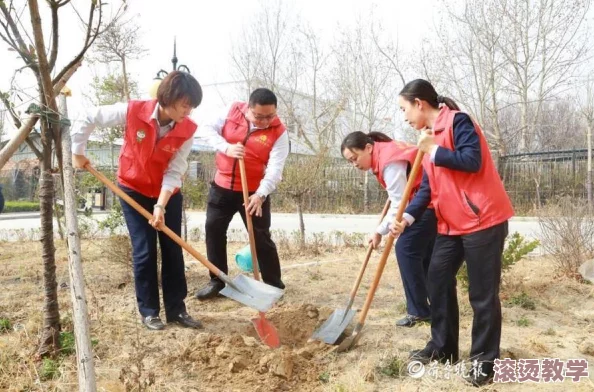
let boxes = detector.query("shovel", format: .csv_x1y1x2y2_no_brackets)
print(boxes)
311,198,391,344
238,158,281,348
85,164,283,312
337,150,425,352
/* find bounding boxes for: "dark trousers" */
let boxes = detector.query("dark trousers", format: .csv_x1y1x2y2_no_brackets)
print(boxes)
427,220,509,370
395,208,437,318
205,182,283,288
119,185,187,319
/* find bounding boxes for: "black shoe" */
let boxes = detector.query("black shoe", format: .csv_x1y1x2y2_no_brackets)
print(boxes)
409,347,457,365
464,366,494,387
396,314,431,327
195,279,225,300
142,315,165,331
168,311,203,329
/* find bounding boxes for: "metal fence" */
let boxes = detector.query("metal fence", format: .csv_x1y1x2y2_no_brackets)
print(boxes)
498,149,590,213
4,147,588,215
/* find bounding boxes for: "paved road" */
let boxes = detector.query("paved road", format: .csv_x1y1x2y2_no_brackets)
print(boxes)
0,210,542,246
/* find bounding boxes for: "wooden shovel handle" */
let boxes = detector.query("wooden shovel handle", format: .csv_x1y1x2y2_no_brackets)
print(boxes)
348,198,391,300
85,164,228,280
238,158,262,282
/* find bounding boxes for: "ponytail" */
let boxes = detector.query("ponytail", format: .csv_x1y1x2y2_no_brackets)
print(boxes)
436,95,460,111
400,79,460,110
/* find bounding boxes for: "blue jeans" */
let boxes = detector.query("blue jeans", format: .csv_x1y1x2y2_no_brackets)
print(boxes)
394,208,437,318
119,185,187,319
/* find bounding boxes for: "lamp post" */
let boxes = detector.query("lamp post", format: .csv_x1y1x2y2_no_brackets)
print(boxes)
149,37,191,98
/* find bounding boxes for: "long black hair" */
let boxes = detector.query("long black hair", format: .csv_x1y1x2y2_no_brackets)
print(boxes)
399,79,459,111
340,131,392,157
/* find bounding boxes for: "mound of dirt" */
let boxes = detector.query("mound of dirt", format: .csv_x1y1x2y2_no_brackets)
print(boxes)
155,304,337,392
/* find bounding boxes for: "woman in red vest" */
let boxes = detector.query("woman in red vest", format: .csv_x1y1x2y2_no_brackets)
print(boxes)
71,71,204,331
341,131,437,327
390,79,514,386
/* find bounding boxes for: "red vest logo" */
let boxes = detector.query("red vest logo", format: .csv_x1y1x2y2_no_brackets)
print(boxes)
255,134,271,147
161,144,178,154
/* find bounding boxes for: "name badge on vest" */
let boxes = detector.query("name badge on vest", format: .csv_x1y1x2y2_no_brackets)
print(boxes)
136,129,146,143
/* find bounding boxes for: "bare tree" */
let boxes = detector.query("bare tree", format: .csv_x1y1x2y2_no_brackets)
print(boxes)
332,18,400,212
579,75,594,208
230,1,345,242
92,18,146,100
0,0,123,359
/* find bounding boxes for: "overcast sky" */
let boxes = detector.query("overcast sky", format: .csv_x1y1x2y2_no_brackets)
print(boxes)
0,0,440,136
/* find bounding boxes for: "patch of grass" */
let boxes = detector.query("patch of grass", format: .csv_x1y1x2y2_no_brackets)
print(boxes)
543,328,556,336
59,331,99,356
318,371,330,383
39,358,60,381
0,318,11,333
377,355,406,378
516,316,531,327
59,331,75,356
507,292,536,310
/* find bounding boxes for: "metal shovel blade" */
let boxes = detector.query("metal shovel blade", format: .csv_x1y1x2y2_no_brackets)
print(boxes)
253,313,281,348
220,274,284,312
311,308,357,344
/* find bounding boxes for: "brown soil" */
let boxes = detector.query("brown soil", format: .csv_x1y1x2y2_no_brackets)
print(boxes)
1,240,593,391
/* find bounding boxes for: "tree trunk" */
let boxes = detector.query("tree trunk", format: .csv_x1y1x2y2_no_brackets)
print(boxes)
122,56,130,100
29,0,62,358
60,94,97,391
53,191,65,240
296,195,305,248
38,168,61,357
586,119,594,212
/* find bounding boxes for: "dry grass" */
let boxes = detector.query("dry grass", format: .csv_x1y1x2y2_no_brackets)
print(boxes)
0,239,593,391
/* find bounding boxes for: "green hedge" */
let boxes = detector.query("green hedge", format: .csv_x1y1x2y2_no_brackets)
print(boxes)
3,201,40,213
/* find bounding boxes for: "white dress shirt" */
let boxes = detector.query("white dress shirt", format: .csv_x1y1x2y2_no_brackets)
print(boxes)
71,102,194,193
198,104,290,197
376,161,408,235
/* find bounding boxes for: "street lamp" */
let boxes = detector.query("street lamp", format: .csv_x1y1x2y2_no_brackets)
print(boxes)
149,37,191,98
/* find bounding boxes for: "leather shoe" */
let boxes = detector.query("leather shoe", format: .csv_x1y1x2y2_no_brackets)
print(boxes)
168,311,203,329
409,347,458,364
142,315,165,331
396,314,431,327
464,366,494,387
195,279,225,300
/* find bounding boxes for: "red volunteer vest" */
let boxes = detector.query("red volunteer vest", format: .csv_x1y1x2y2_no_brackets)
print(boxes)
424,107,514,235
214,102,286,192
371,141,432,209
117,100,197,198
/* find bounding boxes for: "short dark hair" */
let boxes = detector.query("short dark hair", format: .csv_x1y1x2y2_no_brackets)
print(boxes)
249,88,277,107
157,71,203,108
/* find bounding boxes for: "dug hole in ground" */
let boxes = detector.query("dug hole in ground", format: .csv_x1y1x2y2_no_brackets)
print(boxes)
0,237,593,391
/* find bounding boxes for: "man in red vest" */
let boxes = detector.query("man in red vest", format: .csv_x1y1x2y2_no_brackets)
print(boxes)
71,71,204,331
195,88,289,300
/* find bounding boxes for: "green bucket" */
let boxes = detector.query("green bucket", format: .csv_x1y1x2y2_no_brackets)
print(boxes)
235,244,253,273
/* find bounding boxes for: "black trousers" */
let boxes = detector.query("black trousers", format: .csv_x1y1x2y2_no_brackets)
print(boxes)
119,185,187,319
394,208,436,318
205,182,284,289
426,220,508,370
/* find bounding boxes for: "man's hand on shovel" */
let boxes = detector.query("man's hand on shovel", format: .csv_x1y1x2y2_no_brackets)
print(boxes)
245,194,264,217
